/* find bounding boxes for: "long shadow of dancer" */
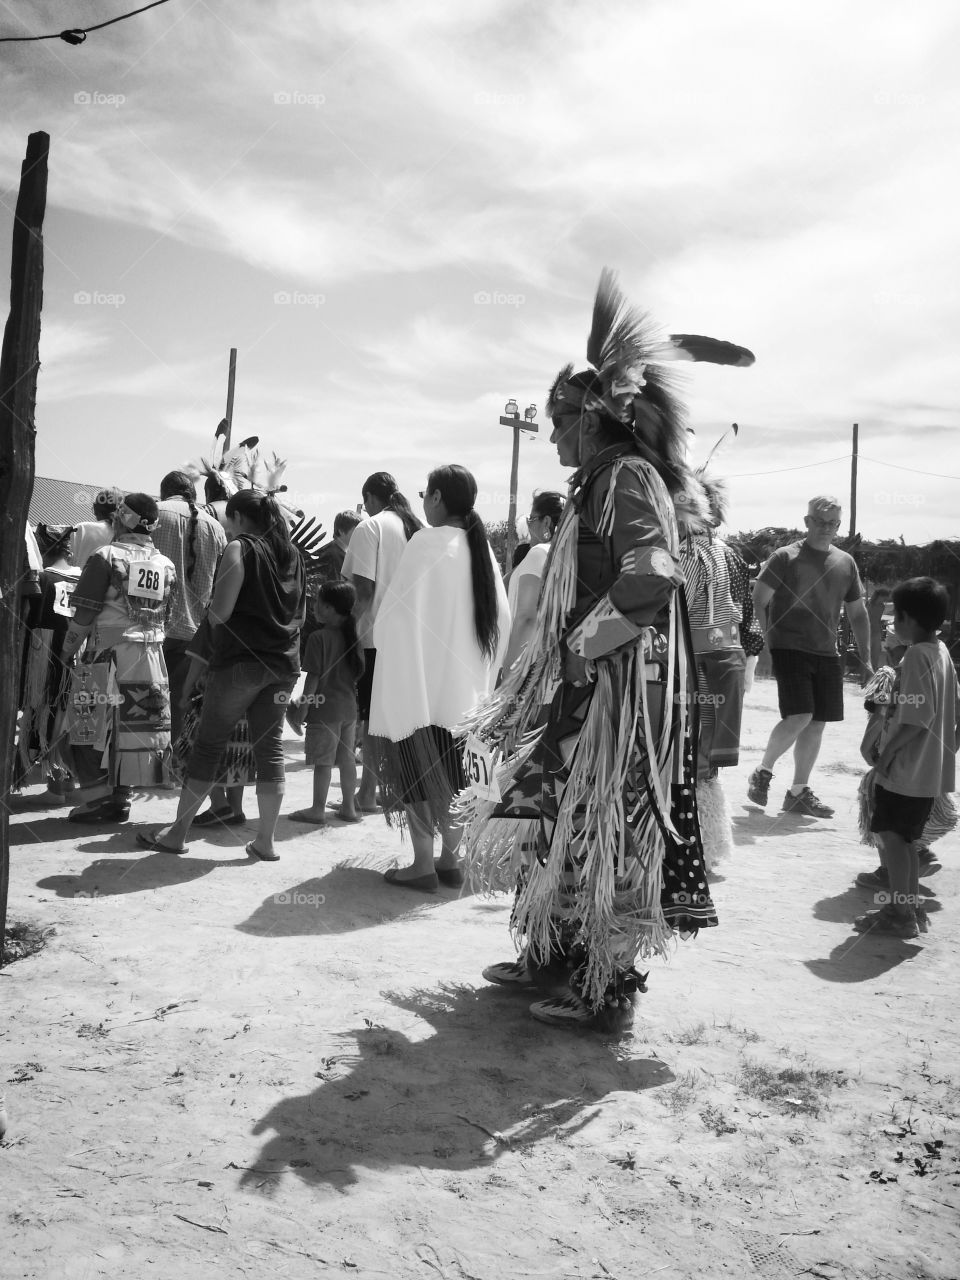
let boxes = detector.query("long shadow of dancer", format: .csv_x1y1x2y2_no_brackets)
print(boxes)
240,983,673,1195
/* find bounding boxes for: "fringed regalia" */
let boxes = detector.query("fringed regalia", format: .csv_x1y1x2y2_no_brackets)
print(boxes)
458,450,716,1012
65,536,176,801
458,268,755,1016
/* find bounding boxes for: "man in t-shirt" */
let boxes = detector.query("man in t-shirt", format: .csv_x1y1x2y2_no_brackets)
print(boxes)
342,474,421,811
747,495,873,816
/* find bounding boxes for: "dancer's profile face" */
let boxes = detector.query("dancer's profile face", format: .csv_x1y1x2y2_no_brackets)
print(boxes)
550,413,581,467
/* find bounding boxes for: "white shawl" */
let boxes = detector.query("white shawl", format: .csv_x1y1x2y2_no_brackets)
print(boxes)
369,527,510,742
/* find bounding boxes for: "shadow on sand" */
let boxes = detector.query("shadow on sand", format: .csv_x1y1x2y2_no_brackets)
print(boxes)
240,983,674,1193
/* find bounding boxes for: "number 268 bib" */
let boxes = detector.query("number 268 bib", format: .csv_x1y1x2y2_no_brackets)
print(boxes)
128,557,166,602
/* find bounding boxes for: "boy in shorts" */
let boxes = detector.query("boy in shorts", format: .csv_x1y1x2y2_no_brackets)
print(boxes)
855,578,960,939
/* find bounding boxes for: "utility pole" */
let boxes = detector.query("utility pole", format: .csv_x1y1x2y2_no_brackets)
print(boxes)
223,347,237,452
850,422,858,539
499,398,538,568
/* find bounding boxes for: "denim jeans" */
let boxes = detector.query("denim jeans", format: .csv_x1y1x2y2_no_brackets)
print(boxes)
187,662,295,786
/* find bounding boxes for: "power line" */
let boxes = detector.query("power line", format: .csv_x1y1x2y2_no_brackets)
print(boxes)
724,454,850,478
0,0,172,44
857,453,960,481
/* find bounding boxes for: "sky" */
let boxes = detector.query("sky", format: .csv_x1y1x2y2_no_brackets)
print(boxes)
1,0,958,544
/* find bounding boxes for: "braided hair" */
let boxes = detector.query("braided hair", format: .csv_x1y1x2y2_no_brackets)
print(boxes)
427,464,500,660
160,470,200,582
318,580,364,681
361,471,423,541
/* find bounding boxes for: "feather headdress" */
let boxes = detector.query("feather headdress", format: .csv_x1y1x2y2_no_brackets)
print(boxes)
547,269,754,490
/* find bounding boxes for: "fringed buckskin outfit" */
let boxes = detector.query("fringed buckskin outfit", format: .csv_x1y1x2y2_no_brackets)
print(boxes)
458,268,755,1026
65,534,176,802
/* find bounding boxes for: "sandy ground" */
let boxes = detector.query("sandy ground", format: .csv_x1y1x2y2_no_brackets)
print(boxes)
2,678,959,1280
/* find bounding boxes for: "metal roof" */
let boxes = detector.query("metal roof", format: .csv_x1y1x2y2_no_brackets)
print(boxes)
28,476,135,528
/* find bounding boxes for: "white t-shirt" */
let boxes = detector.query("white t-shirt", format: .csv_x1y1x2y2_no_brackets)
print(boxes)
507,542,549,617
342,509,410,649
71,521,115,568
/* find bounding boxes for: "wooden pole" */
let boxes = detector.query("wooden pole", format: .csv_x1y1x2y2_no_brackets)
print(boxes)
850,422,858,539
224,348,237,452
506,420,521,569
0,132,48,962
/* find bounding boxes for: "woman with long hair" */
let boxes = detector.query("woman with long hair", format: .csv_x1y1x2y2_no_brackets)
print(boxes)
137,490,305,860
342,470,423,811
369,464,510,892
502,489,564,675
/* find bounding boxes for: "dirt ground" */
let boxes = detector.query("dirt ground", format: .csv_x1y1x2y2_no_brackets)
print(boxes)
3,677,959,1280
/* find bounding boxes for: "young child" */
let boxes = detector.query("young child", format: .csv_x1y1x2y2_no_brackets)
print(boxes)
288,581,365,826
855,577,960,939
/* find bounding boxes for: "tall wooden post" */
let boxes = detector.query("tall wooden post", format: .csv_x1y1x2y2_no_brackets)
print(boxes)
500,404,538,569
224,347,237,452
0,132,48,960
505,418,521,568
850,422,859,539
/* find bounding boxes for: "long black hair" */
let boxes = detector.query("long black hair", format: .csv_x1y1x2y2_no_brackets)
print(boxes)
362,471,422,541
427,464,500,661
224,490,297,575
318,580,365,681
160,469,200,582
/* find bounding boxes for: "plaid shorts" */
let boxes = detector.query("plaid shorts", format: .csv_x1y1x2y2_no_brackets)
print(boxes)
770,648,844,722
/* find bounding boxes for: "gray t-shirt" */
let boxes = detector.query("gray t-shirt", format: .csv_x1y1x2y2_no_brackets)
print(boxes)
758,540,863,656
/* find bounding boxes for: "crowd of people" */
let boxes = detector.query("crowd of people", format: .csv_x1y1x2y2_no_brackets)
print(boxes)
11,270,959,1028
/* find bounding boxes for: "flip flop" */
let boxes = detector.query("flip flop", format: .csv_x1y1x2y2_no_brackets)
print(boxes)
191,806,234,828
136,830,186,855
246,840,280,862
326,805,363,823
287,810,328,825
435,865,464,888
383,867,438,894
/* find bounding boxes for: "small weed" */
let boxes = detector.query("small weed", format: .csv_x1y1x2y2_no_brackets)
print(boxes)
714,1018,761,1044
675,1021,707,1046
1,921,54,967
667,1070,701,1114
699,1104,737,1136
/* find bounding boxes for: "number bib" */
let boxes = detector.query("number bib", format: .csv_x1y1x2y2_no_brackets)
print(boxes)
52,581,76,618
128,557,166,602
462,732,501,802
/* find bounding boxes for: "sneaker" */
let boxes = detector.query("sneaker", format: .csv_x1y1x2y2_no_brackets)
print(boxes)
747,767,773,806
856,866,889,890
529,993,595,1027
782,787,834,818
853,904,920,940
482,958,534,988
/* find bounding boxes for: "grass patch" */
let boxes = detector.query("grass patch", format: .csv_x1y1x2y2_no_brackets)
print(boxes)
675,1021,708,1046
738,1059,847,1116
1,921,54,967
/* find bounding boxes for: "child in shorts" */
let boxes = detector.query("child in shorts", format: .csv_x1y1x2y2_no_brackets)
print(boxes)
287,581,365,826
855,577,960,939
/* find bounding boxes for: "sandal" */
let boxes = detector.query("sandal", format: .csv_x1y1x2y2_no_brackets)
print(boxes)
246,841,279,862
191,806,234,828
136,830,186,855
